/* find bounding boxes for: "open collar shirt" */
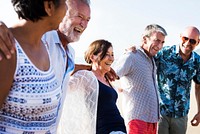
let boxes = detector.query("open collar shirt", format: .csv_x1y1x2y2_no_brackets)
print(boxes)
42,30,75,131
155,45,200,118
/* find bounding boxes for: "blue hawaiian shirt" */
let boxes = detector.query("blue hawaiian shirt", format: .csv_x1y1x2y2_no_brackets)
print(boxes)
155,45,200,118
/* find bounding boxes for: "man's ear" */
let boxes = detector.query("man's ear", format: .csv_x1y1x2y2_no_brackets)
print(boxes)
142,36,147,44
197,39,200,46
44,1,55,16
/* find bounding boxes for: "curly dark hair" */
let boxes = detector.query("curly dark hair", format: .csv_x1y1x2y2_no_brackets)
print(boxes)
11,0,61,22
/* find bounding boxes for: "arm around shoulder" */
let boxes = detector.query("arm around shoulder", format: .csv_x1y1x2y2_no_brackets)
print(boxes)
71,64,91,75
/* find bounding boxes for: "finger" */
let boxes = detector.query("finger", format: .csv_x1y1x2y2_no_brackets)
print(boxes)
191,122,199,126
8,29,16,54
191,119,199,126
105,73,114,81
0,21,15,58
106,67,120,81
118,88,123,92
116,75,120,80
0,51,3,61
0,37,11,59
70,71,76,76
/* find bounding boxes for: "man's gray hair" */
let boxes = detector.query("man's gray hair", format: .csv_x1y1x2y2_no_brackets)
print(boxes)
67,0,90,5
143,24,167,37
82,0,90,5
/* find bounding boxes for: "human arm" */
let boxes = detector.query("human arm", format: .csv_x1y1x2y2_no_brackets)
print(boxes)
110,79,124,92
72,64,119,81
125,45,137,53
105,67,119,81
58,70,98,134
112,52,134,78
191,83,200,126
0,52,16,108
111,52,135,93
0,21,15,60
71,64,91,75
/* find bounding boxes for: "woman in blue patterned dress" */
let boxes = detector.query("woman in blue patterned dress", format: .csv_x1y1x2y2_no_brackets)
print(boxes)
0,0,67,133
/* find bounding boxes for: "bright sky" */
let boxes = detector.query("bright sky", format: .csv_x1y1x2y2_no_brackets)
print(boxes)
1,0,200,63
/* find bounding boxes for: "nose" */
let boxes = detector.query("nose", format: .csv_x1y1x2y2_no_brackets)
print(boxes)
109,55,114,61
184,39,193,47
81,19,88,28
185,40,190,45
157,42,164,50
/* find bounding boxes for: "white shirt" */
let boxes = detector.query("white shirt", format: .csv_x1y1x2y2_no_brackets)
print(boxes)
42,30,75,132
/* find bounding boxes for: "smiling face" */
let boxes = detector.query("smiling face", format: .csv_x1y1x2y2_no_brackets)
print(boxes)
58,0,91,43
97,47,114,73
179,26,200,57
142,31,165,57
84,39,114,75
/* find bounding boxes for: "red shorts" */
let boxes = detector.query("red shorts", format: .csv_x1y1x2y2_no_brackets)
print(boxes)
128,119,157,134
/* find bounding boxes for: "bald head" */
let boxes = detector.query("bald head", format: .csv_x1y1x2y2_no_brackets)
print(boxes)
179,26,200,58
181,26,200,41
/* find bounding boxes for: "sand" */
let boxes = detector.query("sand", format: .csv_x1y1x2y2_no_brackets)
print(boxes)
186,83,200,134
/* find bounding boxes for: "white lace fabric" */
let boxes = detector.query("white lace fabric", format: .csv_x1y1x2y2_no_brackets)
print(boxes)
57,70,99,134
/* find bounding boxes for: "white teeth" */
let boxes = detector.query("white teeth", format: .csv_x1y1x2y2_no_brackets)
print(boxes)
183,45,191,49
74,27,83,33
105,63,112,65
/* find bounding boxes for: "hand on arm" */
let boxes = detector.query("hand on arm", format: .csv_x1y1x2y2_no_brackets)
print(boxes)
72,65,120,82
191,83,200,126
105,67,119,82
0,21,15,60
125,45,137,53
109,77,123,92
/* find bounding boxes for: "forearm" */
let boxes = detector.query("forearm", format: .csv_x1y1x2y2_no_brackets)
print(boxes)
75,64,91,71
195,83,200,113
71,64,91,75
0,55,16,108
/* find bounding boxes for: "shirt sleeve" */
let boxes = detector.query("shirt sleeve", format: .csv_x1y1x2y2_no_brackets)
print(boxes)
193,66,200,84
112,52,135,78
57,70,99,134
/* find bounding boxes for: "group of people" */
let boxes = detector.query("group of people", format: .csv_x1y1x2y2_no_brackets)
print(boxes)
115,25,200,134
0,0,200,134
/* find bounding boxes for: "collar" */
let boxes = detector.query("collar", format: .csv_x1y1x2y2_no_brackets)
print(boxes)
138,46,153,59
175,44,195,62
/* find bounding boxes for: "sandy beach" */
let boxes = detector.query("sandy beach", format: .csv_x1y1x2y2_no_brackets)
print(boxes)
186,83,200,134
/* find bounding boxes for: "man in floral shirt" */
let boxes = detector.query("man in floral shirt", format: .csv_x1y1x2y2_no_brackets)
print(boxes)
155,26,200,134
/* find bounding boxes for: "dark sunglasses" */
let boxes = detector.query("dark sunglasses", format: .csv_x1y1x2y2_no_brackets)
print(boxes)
181,36,197,45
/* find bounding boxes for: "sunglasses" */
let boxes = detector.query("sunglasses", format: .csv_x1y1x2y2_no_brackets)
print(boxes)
181,36,197,45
